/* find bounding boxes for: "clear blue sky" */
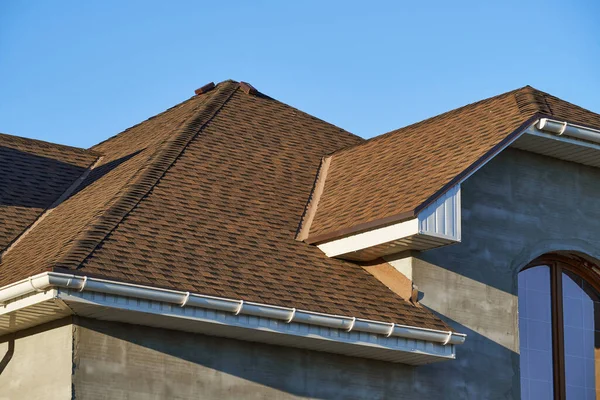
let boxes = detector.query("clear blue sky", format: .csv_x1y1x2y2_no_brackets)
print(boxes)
1,1,599,148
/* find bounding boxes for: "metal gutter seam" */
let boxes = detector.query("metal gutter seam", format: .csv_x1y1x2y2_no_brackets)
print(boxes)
537,118,600,144
0,272,466,346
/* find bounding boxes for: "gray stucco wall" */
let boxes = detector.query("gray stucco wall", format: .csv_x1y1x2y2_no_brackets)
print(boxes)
27,147,600,400
413,147,600,399
0,319,73,400
73,317,421,400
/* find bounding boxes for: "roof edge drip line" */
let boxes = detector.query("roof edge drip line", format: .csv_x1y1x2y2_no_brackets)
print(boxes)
0,272,466,346
537,118,600,144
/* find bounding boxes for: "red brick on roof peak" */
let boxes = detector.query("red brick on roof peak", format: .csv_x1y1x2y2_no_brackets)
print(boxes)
239,81,258,95
194,82,216,95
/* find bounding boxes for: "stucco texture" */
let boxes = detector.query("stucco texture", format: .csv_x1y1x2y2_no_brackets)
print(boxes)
0,319,72,400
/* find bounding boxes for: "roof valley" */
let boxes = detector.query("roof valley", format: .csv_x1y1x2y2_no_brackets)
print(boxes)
0,155,103,259
304,85,600,241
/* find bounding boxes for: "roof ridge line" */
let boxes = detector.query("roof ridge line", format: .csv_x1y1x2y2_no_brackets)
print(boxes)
55,81,240,270
513,85,554,116
0,131,101,156
89,96,200,151
329,85,529,158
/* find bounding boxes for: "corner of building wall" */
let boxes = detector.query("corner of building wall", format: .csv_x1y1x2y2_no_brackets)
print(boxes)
383,250,418,282
71,316,80,400
361,251,419,302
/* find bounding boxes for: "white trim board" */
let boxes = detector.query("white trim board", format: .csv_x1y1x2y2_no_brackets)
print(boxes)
0,272,465,365
317,117,600,261
318,186,461,260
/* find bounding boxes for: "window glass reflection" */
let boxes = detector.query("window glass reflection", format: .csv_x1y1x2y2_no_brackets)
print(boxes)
562,271,600,400
519,265,554,400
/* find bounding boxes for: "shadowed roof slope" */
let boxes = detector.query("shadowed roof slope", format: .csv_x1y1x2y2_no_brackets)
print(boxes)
0,133,98,251
305,86,600,242
0,81,235,284
0,81,451,330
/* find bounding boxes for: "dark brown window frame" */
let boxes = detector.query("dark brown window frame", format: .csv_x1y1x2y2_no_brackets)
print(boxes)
522,253,600,400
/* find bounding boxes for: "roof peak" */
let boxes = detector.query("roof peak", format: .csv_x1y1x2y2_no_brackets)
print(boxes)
55,80,240,271
304,84,600,242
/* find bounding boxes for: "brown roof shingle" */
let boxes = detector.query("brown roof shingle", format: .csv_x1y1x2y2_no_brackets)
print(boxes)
305,86,600,242
0,81,451,330
0,134,98,252
0,80,235,284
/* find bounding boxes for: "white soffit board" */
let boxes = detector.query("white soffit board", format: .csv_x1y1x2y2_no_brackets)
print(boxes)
0,291,71,335
0,273,466,365
59,289,455,365
511,127,600,169
318,186,461,260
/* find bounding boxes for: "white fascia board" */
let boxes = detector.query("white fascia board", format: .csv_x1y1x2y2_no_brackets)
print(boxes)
0,272,466,349
525,124,600,152
537,118,600,144
317,186,462,258
318,218,420,258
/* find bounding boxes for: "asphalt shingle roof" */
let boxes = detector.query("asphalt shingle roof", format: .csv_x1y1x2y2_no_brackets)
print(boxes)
5,82,596,330
0,81,451,330
0,133,98,251
305,86,600,242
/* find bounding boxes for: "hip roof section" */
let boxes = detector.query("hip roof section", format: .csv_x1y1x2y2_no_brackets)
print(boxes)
0,81,452,331
304,86,600,243
0,133,98,251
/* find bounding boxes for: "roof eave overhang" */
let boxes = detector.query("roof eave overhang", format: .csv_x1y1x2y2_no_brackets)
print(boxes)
512,118,600,170
311,114,600,260
317,186,462,261
305,115,544,246
0,272,466,365
311,114,600,261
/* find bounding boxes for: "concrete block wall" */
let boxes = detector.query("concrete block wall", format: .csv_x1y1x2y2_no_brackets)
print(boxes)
413,148,600,399
4,148,600,399
72,317,422,400
0,319,73,400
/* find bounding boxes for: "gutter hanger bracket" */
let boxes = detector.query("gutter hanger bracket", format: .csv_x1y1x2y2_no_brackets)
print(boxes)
386,322,395,337
29,277,44,293
78,276,88,292
234,300,244,315
558,121,568,135
442,330,453,345
287,308,296,323
180,291,190,307
346,316,356,332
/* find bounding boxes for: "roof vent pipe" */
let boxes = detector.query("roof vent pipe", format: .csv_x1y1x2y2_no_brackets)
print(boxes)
537,118,600,144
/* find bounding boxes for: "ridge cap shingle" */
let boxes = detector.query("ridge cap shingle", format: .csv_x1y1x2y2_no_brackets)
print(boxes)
54,80,240,270
330,85,530,158
89,80,238,151
305,84,600,241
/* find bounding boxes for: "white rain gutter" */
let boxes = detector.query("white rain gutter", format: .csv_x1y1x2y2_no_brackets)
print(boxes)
537,118,600,144
0,272,466,346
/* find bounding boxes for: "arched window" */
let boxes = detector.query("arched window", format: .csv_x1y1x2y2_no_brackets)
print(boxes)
519,255,600,400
